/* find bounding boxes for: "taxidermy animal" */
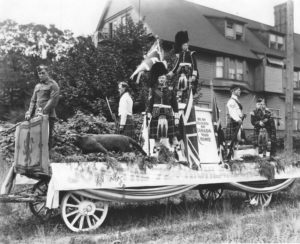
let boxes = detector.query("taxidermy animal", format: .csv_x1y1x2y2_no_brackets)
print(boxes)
73,134,147,155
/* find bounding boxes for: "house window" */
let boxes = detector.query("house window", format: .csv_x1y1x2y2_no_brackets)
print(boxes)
225,21,244,40
108,20,118,38
277,36,284,50
294,71,300,89
229,59,236,79
113,20,118,30
216,57,224,78
269,34,285,50
215,57,245,80
269,108,280,129
297,112,300,131
235,24,243,40
121,15,127,26
100,25,109,39
292,111,300,131
236,61,243,80
225,21,235,39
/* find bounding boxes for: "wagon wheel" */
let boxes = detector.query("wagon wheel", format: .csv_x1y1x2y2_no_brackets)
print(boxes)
29,179,58,221
247,192,273,207
61,192,109,232
199,187,223,202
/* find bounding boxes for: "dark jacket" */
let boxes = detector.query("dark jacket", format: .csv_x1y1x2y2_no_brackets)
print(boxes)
250,108,272,129
171,50,198,78
147,86,178,115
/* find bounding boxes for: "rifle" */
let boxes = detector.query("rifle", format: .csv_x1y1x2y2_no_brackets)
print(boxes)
105,97,119,133
0,122,22,136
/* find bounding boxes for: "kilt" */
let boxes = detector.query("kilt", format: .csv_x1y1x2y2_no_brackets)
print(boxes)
149,116,176,139
253,121,277,155
119,115,135,139
226,119,245,141
149,106,177,139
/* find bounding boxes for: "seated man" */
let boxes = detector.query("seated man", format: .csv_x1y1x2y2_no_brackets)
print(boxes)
250,98,277,157
147,62,179,145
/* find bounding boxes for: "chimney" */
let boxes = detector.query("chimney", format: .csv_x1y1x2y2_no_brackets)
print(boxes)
274,3,287,33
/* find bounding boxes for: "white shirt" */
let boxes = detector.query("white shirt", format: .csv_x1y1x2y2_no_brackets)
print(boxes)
227,94,243,122
118,92,133,126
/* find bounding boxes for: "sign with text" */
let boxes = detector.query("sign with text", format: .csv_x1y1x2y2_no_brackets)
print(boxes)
195,107,219,163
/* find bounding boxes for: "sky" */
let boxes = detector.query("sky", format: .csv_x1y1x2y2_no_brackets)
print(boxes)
0,0,300,36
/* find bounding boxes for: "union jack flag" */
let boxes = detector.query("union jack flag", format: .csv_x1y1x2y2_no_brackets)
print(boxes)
181,89,201,169
130,38,165,83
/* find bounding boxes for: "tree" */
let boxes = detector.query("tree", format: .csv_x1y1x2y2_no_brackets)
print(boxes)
51,36,126,118
51,17,154,119
0,19,76,121
0,17,162,121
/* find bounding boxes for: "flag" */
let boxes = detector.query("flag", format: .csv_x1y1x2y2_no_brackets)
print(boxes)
181,89,201,169
212,96,221,130
130,38,165,83
211,81,226,161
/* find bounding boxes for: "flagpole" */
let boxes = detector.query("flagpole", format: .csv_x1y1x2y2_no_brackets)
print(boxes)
210,80,215,116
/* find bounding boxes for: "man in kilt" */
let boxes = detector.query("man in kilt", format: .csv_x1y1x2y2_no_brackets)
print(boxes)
250,98,277,157
147,62,179,141
226,85,246,159
118,81,135,139
167,31,198,102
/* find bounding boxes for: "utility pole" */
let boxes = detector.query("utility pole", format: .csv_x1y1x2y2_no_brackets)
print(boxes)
139,0,141,21
285,0,294,153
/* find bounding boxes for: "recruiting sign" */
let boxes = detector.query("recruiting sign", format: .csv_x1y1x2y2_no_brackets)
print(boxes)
195,107,219,163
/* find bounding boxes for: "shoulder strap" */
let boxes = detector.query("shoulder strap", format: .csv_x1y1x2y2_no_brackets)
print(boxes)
231,97,243,110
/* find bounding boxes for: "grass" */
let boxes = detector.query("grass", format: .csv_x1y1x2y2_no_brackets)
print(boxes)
2,153,300,243
2,189,300,243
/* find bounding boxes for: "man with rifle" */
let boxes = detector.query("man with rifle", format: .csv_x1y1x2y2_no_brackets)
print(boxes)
117,81,134,139
226,85,246,160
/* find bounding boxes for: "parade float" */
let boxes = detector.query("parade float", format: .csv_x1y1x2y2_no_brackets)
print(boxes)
1,98,299,232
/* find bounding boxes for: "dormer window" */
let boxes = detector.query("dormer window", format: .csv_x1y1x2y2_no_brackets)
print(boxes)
294,71,300,89
235,24,243,40
225,20,244,40
269,33,285,50
225,21,234,39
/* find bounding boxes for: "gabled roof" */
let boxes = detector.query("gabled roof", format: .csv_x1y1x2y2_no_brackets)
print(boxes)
97,0,300,66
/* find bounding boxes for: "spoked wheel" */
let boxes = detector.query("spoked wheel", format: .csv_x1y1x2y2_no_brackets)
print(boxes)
199,187,223,202
29,179,58,221
247,192,273,207
61,192,109,232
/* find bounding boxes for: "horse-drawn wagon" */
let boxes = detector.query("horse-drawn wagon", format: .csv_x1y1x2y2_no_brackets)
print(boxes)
1,103,299,232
